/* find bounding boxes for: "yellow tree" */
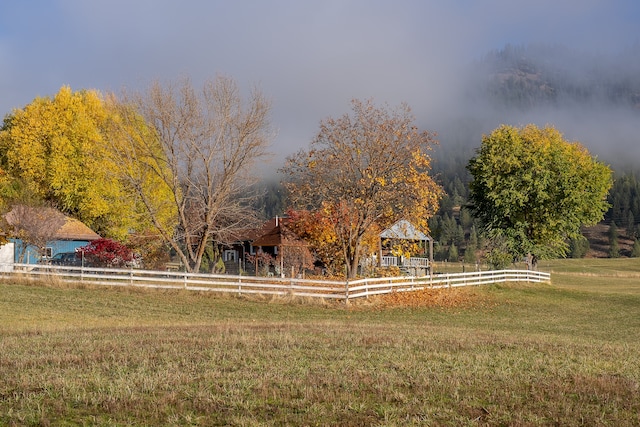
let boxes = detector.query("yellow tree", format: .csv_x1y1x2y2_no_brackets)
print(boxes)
103,96,178,261
0,86,175,245
282,99,442,278
0,87,125,237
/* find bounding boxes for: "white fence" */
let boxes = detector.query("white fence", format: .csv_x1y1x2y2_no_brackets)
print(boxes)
1,263,550,303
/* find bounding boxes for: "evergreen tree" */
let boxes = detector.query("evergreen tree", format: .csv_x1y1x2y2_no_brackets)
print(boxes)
463,241,476,264
569,235,589,258
609,222,620,258
468,226,479,249
434,243,448,262
429,215,442,242
453,224,465,247
448,244,459,262
459,207,473,230
626,211,635,238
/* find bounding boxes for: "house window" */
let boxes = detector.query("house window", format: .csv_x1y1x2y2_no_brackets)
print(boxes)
223,250,237,262
273,246,278,255
43,247,53,258
249,244,255,255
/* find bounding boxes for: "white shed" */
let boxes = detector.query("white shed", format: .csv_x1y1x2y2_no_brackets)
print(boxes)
0,242,15,272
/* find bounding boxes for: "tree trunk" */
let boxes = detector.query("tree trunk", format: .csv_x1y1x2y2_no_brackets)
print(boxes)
348,254,360,279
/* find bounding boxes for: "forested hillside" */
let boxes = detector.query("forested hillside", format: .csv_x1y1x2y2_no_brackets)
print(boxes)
473,43,640,111
257,43,640,260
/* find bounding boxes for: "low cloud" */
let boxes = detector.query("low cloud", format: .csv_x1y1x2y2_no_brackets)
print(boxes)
1,1,638,170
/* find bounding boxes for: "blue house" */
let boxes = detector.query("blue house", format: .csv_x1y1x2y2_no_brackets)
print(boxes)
4,206,101,264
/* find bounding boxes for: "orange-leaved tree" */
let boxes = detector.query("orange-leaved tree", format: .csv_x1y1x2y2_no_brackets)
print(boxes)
282,99,442,278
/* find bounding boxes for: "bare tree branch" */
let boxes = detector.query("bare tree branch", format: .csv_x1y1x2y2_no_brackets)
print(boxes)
4,205,67,262
110,75,273,272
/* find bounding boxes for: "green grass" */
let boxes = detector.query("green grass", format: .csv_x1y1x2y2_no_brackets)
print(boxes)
1,260,640,426
540,257,640,275
540,258,640,294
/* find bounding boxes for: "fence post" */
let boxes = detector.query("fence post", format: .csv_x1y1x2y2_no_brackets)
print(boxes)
345,279,350,305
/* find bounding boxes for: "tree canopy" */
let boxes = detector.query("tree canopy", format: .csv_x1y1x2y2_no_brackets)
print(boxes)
467,124,613,267
0,86,173,242
282,99,442,278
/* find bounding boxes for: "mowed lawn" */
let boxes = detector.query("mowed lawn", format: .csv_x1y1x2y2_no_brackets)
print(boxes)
1,260,639,426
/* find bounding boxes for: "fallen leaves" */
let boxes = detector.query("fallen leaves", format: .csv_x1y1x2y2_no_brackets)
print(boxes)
378,286,497,309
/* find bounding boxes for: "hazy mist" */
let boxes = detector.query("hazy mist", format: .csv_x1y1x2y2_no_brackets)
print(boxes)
1,1,639,172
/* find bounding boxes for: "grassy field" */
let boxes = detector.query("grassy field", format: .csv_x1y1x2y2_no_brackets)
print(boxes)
1,259,639,426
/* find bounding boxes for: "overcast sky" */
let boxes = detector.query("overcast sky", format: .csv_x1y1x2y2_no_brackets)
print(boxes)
1,0,639,168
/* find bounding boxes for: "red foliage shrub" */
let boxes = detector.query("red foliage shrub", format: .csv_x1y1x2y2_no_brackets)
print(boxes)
80,238,134,268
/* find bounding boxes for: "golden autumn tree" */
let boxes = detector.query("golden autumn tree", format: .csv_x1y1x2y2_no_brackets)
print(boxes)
282,99,442,279
103,97,178,267
0,87,128,238
0,86,176,249
286,207,343,275
286,206,381,277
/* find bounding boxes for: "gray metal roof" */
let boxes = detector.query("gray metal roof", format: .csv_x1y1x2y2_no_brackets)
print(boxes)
379,219,430,241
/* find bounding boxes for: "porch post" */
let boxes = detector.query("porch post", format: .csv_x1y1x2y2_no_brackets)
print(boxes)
429,238,433,264
280,244,284,277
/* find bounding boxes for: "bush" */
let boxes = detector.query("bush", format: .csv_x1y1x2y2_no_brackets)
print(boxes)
80,238,134,268
485,248,513,270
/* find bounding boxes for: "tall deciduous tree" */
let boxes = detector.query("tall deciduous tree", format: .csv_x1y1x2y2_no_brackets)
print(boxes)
0,86,168,241
113,75,273,273
467,124,613,268
282,99,442,279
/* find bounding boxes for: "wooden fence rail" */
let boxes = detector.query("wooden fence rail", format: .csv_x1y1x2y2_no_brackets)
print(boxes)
1,263,550,302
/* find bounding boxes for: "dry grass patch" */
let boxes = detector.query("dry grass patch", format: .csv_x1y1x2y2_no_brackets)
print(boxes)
2,270,640,425
2,321,639,426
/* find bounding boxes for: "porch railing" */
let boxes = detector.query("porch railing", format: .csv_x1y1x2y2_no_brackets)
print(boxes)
380,256,429,268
